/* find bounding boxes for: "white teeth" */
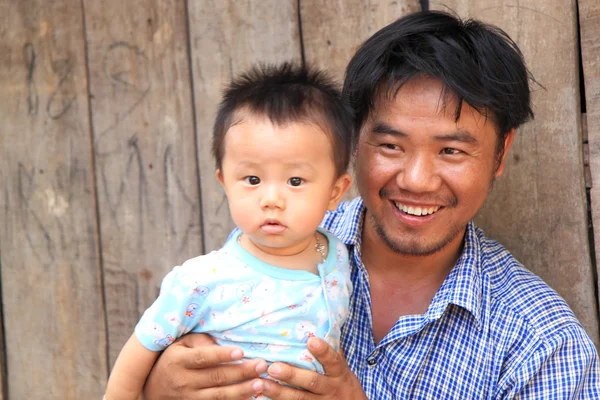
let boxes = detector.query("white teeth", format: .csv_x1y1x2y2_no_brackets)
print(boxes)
395,202,441,216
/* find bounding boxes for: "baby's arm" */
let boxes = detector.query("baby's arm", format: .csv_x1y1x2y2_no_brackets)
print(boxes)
105,334,159,400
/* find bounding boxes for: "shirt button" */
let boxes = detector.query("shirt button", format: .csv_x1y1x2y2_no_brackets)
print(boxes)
367,358,377,366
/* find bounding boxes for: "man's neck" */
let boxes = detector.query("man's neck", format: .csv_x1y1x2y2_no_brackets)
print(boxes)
360,214,465,342
360,217,465,289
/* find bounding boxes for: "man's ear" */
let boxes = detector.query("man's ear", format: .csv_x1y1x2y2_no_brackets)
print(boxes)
494,129,516,178
216,169,225,186
328,173,353,211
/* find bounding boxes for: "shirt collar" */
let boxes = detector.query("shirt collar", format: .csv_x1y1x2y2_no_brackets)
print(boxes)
336,198,483,327
425,221,483,328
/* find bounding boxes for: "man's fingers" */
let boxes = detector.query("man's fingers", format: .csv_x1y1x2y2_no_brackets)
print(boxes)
181,343,245,369
175,332,247,369
184,357,268,387
195,379,266,400
175,332,217,348
260,378,312,400
267,363,327,395
307,337,346,377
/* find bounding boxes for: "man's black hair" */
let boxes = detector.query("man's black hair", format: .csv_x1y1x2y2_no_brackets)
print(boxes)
343,10,536,159
212,62,353,176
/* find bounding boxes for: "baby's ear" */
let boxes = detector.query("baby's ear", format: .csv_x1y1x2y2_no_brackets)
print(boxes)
328,173,352,211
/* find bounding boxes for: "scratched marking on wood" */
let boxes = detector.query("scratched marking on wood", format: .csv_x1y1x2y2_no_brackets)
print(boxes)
579,0,600,328
432,0,600,347
0,1,107,398
188,0,302,252
82,0,203,367
299,0,421,200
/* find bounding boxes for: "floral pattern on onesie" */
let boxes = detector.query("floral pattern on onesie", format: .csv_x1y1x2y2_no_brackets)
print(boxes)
135,228,351,375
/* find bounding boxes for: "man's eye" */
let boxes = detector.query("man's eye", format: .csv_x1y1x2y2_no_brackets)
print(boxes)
442,148,462,155
288,177,304,187
244,176,261,185
382,143,399,150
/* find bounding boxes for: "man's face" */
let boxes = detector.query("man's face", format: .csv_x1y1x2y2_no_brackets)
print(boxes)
355,76,513,256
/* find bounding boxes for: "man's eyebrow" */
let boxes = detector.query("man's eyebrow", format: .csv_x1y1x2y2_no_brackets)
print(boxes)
434,131,478,144
371,122,408,137
372,123,479,144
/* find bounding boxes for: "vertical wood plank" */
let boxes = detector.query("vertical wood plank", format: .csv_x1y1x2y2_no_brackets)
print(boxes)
82,0,203,366
431,0,600,346
300,0,421,80
0,1,107,398
188,0,302,252
300,0,421,199
580,0,600,326
0,253,5,400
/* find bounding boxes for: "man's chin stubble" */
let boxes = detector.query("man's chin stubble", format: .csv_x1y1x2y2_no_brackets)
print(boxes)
370,213,462,257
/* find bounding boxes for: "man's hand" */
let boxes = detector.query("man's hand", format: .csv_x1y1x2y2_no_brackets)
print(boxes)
142,333,268,400
259,337,367,399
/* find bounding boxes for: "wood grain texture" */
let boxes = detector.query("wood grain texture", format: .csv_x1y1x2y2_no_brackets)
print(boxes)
300,0,421,79
300,0,422,199
431,0,600,346
0,253,5,400
188,0,302,252
580,0,600,327
82,0,203,366
0,1,107,398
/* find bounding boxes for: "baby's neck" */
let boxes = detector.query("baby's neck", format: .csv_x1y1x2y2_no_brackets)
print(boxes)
238,233,327,274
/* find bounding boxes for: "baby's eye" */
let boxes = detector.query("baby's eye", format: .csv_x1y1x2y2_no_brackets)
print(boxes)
244,176,261,185
288,177,304,187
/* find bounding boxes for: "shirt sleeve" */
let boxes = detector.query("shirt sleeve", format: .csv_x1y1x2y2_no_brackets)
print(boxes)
496,324,600,399
134,261,210,351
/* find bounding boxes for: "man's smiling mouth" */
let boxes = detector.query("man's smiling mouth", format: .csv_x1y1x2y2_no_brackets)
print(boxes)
394,202,441,216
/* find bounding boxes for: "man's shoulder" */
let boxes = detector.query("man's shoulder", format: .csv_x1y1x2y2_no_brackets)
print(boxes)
474,227,582,340
472,227,600,395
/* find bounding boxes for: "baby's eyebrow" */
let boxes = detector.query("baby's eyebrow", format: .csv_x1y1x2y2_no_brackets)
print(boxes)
286,162,316,171
235,159,258,166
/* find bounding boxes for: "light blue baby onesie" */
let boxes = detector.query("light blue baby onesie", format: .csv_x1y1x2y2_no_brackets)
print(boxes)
135,228,352,378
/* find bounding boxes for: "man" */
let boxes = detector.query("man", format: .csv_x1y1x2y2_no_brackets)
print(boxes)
143,10,600,399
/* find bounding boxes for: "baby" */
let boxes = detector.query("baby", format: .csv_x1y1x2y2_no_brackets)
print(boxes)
105,63,354,399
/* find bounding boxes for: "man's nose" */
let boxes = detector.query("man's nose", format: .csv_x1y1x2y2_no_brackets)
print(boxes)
260,184,285,209
396,154,442,193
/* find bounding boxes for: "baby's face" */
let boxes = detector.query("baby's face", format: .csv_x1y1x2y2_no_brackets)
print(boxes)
217,113,349,254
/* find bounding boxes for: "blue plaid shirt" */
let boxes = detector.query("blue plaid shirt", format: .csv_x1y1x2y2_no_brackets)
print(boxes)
322,198,600,399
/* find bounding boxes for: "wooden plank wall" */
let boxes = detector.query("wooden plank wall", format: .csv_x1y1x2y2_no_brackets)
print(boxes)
0,254,5,400
0,0,598,398
580,0,600,329
82,0,203,368
0,1,107,398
